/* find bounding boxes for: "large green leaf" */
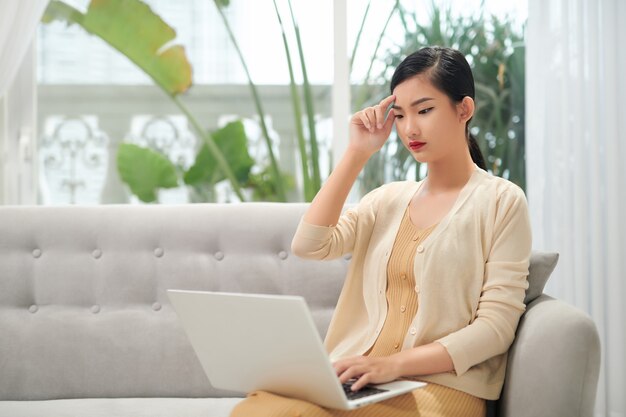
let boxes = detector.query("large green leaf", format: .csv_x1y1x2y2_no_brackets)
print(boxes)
117,143,179,203
41,0,82,24
43,0,192,95
184,121,254,186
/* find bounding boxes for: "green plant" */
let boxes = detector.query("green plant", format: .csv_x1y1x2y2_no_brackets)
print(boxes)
271,0,322,202
116,119,291,203
43,0,295,203
211,0,288,201
245,165,296,202
214,0,323,202
352,1,400,111
42,0,252,201
42,0,255,202
116,144,179,202
355,2,526,193
117,120,260,203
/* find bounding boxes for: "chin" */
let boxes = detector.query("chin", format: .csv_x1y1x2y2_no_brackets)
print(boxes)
408,152,429,164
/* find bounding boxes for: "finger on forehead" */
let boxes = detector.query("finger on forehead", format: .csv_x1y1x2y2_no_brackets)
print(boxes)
379,94,396,108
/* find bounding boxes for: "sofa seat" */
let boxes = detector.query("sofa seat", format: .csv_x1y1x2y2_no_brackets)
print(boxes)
0,397,244,417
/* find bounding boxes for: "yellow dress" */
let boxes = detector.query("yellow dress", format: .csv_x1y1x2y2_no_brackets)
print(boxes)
230,208,486,417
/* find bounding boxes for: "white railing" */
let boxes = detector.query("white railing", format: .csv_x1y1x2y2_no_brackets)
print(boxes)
37,84,334,204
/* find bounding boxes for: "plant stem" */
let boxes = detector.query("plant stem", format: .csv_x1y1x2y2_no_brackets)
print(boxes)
396,3,410,34
213,2,287,201
272,0,313,201
170,94,246,201
350,1,371,71
354,1,398,110
287,0,321,193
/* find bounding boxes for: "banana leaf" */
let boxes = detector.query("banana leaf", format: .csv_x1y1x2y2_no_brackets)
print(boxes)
43,0,192,95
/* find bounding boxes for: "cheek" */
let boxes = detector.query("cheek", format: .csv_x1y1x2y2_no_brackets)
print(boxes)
393,119,402,134
394,121,406,141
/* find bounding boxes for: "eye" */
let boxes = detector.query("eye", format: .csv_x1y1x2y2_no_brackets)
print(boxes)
394,114,404,119
418,107,434,115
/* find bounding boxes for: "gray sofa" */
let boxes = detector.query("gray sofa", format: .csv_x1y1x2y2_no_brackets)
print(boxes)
0,203,601,417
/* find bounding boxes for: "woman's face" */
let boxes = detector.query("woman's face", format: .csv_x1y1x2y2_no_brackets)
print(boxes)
391,75,468,164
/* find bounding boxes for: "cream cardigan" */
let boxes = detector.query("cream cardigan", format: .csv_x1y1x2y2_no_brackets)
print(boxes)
291,166,532,400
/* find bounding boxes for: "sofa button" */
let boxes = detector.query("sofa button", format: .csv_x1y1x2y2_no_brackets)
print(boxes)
154,247,164,258
278,251,288,260
91,305,101,314
28,305,38,313
214,251,224,261
409,327,417,335
416,245,424,253
344,254,352,261
152,302,162,311
92,249,102,259
400,305,406,313
414,285,420,293
32,249,42,258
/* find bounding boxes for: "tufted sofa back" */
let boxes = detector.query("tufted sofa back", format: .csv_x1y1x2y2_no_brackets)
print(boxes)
0,203,350,400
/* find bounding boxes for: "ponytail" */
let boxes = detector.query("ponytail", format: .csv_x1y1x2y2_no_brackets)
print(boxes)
468,133,486,170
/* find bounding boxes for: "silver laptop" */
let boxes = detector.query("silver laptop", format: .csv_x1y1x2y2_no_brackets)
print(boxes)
167,290,426,410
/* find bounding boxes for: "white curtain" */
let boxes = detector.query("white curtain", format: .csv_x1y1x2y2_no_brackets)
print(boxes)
526,1,626,416
0,0,49,98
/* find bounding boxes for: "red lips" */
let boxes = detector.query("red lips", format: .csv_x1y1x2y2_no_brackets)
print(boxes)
409,140,426,151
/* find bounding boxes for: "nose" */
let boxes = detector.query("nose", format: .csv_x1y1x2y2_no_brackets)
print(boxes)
403,116,420,138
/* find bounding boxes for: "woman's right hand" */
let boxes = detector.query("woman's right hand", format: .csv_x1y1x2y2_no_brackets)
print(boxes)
348,95,396,157
299,96,395,227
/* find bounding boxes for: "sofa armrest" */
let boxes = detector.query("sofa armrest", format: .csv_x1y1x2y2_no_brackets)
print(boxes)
498,294,601,417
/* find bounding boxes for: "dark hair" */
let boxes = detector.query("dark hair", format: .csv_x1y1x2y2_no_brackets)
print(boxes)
390,46,486,170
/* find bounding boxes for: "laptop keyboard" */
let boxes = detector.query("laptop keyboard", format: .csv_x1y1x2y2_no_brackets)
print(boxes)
342,382,388,400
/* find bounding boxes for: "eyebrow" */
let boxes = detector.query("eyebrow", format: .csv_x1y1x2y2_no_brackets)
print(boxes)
391,97,434,110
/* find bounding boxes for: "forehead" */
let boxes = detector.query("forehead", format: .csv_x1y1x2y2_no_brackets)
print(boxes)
392,75,443,104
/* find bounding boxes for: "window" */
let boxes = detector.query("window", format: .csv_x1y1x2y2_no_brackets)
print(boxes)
35,0,526,204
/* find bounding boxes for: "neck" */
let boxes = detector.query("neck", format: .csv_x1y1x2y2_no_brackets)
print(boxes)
423,150,476,194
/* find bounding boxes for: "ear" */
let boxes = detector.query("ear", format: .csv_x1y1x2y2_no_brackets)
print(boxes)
457,97,475,123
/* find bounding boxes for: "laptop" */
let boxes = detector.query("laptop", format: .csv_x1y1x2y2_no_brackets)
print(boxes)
167,290,426,410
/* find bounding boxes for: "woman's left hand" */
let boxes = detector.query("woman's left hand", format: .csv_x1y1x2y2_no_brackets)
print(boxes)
333,355,402,391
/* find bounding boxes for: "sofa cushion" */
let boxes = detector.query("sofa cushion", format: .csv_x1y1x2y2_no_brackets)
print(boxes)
0,397,243,417
524,251,559,304
0,203,346,400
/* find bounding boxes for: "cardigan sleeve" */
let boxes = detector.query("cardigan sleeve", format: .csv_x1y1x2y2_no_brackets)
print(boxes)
291,185,384,260
435,185,532,376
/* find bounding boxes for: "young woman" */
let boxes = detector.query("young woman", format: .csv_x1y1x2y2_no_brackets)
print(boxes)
231,46,531,417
